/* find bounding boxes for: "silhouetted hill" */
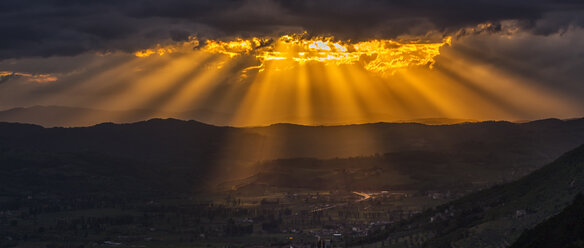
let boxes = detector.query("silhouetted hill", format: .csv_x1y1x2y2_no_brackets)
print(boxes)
510,193,584,248
0,106,160,127
249,118,584,160
1,118,584,197
0,105,479,127
377,143,584,248
395,118,478,125
229,150,530,191
0,105,233,128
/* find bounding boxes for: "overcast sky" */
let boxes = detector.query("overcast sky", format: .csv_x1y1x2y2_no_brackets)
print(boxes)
1,0,584,124
0,0,582,58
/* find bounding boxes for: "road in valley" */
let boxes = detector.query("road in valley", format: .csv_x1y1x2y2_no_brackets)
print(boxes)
311,191,372,213
352,191,371,201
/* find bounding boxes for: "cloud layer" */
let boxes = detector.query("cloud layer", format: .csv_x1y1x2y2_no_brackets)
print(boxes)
1,0,584,59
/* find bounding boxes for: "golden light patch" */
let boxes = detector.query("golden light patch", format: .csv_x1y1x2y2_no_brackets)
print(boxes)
134,36,200,57
203,37,269,57
134,34,451,74
0,71,58,83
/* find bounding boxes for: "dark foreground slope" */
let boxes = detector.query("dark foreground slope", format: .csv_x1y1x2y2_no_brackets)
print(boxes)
373,144,584,248
510,193,584,248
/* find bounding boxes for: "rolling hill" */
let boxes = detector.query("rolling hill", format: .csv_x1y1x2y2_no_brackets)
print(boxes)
1,117,584,197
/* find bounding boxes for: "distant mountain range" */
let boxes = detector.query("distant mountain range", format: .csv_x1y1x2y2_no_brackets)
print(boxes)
0,105,232,127
1,117,584,197
0,105,480,127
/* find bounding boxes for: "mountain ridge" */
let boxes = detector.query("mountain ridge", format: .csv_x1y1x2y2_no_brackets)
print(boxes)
1,117,584,195
0,105,504,128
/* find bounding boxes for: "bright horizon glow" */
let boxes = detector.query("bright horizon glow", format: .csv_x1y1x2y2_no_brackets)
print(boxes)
1,30,582,127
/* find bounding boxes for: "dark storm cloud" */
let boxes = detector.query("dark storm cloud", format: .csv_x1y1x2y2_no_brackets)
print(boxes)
1,0,583,59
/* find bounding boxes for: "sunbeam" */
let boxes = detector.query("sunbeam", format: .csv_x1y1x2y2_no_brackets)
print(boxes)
3,32,581,127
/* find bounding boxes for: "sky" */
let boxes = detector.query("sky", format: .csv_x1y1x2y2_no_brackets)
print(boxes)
1,0,584,126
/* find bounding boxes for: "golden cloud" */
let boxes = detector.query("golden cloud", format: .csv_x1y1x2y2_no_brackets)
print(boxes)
134,36,201,57
0,71,58,83
134,34,451,74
